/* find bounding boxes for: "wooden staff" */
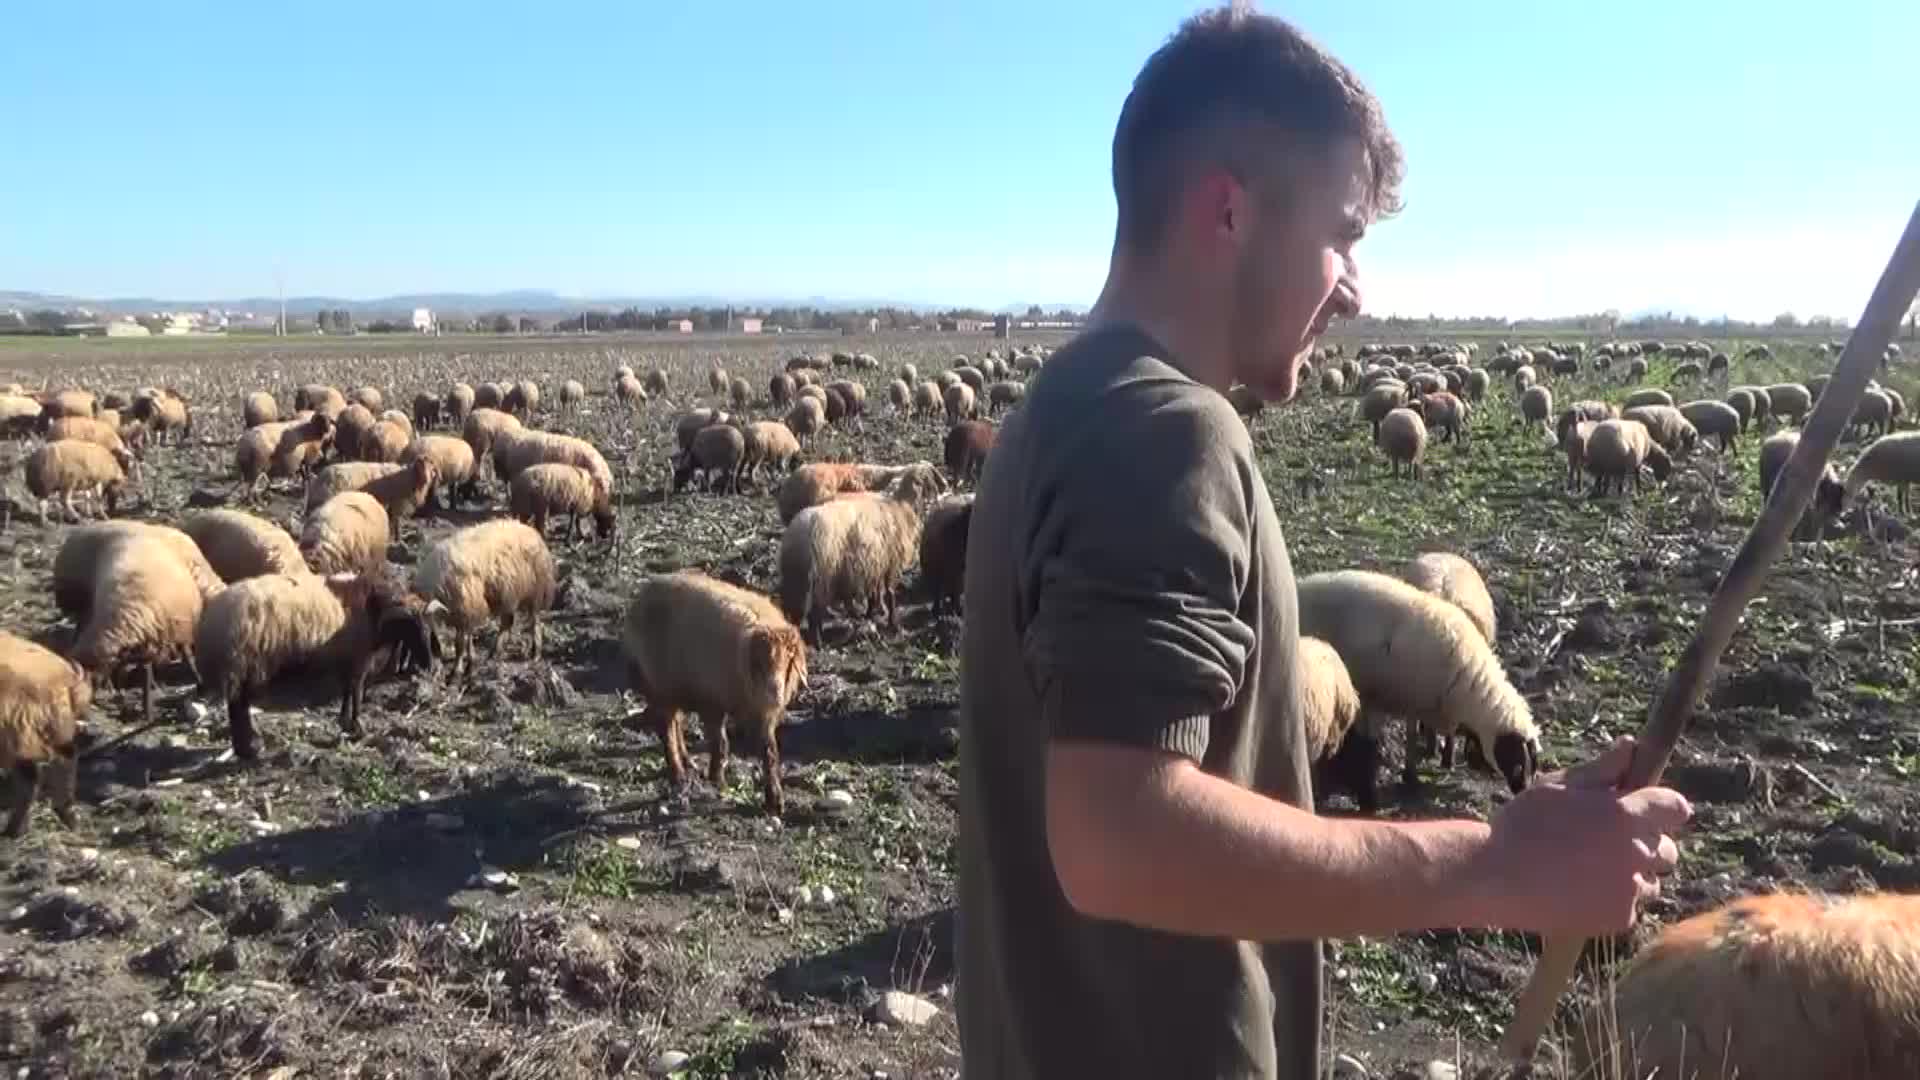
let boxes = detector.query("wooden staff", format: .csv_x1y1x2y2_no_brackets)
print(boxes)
1499,197,1920,1064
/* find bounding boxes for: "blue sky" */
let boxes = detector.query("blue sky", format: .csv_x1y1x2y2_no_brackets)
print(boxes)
3,1,1914,320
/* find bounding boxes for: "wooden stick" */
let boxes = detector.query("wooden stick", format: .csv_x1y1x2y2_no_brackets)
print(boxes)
1498,198,1920,1064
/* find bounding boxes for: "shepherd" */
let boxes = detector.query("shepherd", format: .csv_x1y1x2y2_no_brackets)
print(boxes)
954,6,1693,1079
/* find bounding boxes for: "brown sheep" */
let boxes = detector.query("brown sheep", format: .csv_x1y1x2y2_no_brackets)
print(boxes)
26,440,131,522
401,434,479,508
505,380,541,417
777,461,941,524
673,423,747,494
444,383,476,427
785,396,826,441
620,570,809,814
944,419,996,483
71,532,217,723
919,493,974,619
52,521,223,623
0,630,90,837
740,420,802,485
768,372,795,408
511,462,614,541
129,389,191,444
181,509,308,582
1585,418,1673,496
1376,406,1427,479
728,376,750,410
300,491,391,575
1414,391,1468,443
412,392,442,431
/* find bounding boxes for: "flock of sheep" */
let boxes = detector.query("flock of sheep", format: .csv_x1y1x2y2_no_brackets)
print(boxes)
1,332,1915,1077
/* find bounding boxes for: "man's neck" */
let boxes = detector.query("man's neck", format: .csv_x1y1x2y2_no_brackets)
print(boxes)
1086,259,1233,393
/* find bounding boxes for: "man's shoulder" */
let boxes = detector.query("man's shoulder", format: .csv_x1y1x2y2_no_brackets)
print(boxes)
1025,324,1252,457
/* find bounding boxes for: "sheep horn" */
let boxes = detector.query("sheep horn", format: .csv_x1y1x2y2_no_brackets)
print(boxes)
1500,198,1920,1065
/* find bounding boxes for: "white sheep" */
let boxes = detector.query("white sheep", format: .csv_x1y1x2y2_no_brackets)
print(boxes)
0,630,91,837
1375,406,1427,478
70,531,221,723
1842,430,1920,514
414,519,558,677
1585,418,1673,497
620,569,810,814
300,491,391,575
1296,568,1541,807
181,509,309,582
778,467,941,643
1621,403,1699,455
510,462,614,541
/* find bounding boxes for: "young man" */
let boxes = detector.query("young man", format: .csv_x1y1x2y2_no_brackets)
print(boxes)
956,7,1693,1079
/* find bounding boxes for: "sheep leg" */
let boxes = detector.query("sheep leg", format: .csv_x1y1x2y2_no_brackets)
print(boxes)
48,746,78,827
886,587,902,633
702,710,729,789
337,667,367,737
5,762,40,838
761,718,783,816
655,706,690,794
141,662,154,726
1439,733,1456,769
530,614,543,662
228,692,259,762
1401,717,1422,788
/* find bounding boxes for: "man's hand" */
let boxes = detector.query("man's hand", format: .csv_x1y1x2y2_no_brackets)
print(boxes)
1471,736,1692,937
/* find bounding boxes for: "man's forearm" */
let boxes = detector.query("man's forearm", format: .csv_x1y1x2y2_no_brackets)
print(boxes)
1047,743,1506,941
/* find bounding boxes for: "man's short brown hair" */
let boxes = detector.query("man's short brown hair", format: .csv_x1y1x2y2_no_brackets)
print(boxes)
1111,4,1405,255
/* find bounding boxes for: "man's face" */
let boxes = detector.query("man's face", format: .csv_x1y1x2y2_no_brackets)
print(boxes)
1226,135,1369,403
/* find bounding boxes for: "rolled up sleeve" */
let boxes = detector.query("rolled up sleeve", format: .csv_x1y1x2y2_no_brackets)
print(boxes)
1020,391,1257,763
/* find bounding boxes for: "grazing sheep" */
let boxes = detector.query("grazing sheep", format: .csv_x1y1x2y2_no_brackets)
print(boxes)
1401,552,1495,645
785,396,826,441
777,461,942,524
234,412,334,491
642,369,668,397
378,409,414,441
944,420,996,483
196,568,435,760
351,387,383,413
1572,890,1920,1080
1706,351,1729,378
492,429,613,500
988,380,1027,413
1679,399,1743,452
558,379,586,413
241,388,280,426
1519,384,1552,432
26,440,131,522
768,372,795,408
1296,569,1541,807
415,519,558,677
615,372,647,408
0,394,43,438
1319,367,1347,395
401,434,478,508
1851,387,1896,439
778,467,942,642
1556,400,1618,448
300,492,391,575
0,630,90,837
181,509,308,582
305,462,402,512
360,417,411,463
473,383,505,411
42,389,98,420
1626,357,1649,381
460,407,523,481
1622,403,1700,454
728,376,750,410
511,462,614,541
1585,418,1673,496
1764,382,1813,424
674,408,729,453
954,365,986,394
1725,387,1758,431
1842,430,1920,514
919,493,974,619
47,416,133,459
505,380,541,417
1513,365,1536,393
1758,429,1847,536
1376,407,1427,478
1623,387,1674,411
70,532,218,723
912,380,942,417
899,363,919,383
1807,373,1832,401
673,422,748,494
1463,368,1490,402
1359,381,1407,436
826,379,867,426
444,383,476,427
355,456,439,539
52,521,223,622
130,389,191,444
412,392,442,431
887,379,912,412
333,403,377,460
1296,635,1361,765
1668,360,1703,384
740,420,801,484
934,370,960,392
944,382,978,425
1414,391,1468,443
620,569,809,814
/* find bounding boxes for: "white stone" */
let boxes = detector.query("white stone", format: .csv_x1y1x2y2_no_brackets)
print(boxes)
616,836,643,850
188,702,209,724
138,1011,160,1028
78,847,100,861
794,885,814,907
1423,1062,1460,1080
776,906,794,925
652,1050,689,1074
821,789,855,811
1415,970,1439,993
873,990,938,1027
817,885,837,907
6,906,26,921
1332,1052,1368,1077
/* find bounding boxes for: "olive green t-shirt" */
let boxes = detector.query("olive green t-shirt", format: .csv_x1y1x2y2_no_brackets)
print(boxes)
957,322,1321,1080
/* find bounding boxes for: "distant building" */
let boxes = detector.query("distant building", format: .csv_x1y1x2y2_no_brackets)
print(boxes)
941,317,985,333
867,317,879,334
412,307,436,333
106,319,151,337
161,311,199,335
994,314,1012,340
669,319,693,333
739,317,763,335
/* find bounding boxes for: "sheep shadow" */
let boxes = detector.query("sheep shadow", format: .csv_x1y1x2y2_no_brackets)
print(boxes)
201,771,599,927
766,906,954,1005
778,705,958,768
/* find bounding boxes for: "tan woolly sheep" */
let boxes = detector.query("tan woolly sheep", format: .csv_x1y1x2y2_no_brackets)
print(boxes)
1297,569,1540,808
26,439,131,522
768,372,795,408
473,382,505,411
1572,890,1920,1080
778,467,941,643
1842,430,1920,514
401,434,478,508
414,518,558,677
42,389,98,421
912,380,941,417
71,532,219,723
1413,390,1468,443
728,376,750,410
195,569,434,760
615,372,646,408
1622,387,1673,411
1679,399,1743,452
351,386,383,413
619,569,809,814
642,369,668,397
888,378,911,411
673,408,729,453
776,461,941,524
360,417,411,463
47,416,134,459
1585,418,1673,496
1519,384,1553,431
504,380,541,417
1764,382,1813,424
129,389,191,444
235,412,334,491
1295,634,1361,774
740,420,801,484
1562,419,1597,493
1375,406,1427,478
0,394,43,437
0,630,90,837
785,396,826,441
52,521,223,623
444,383,476,426
181,509,308,582
512,462,615,541
1851,387,1896,439
1555,400,1618,447
300,491,391,575
944,381,977,425
558,379,586,413
672,423,747,494
460,407,523,481
1358,381,1407,436
492,429,613,500
1622,403,1699,454
305,462,403,512
242,391,279,429
1400,551,1495,645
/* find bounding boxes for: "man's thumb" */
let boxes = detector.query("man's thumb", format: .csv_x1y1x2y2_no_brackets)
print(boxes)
1559,735,1636,790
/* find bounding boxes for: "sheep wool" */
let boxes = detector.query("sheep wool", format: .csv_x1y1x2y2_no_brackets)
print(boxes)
1764,382,1813,424
26,439,130,522
414,518,558,676
1375,406,1427,478
53,521,224,621
621,569,809,814
777,461,939,525
1585,418,1672,496
1759,430,1846,533
1294,635,1360,763
1678,399,1743,452
182,508,309,582
1573,890,1920,1080
1296,569,1540,803
196,569,435,760
1842,430,1920,514
305,462,404,512
740,421,801,482
400,434,478,504
1400,551,1495,645
300,491,391,575
242,391,279,428
1622,403,1699,454
511,462,614,540
0,629,90,837
918,493,974,619
779,467,941,643
71,532,220,723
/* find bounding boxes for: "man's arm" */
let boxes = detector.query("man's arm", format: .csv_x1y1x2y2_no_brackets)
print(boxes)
1046,738,1690,942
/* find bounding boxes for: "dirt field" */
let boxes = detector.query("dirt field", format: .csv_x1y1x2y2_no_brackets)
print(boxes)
1,329,1916,1079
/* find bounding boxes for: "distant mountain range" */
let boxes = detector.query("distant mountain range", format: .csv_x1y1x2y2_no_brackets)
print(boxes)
0,289,1091,319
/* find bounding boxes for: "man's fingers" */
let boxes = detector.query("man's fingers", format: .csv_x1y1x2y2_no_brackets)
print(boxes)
1559,735,1637,790
1622,785,1694,829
